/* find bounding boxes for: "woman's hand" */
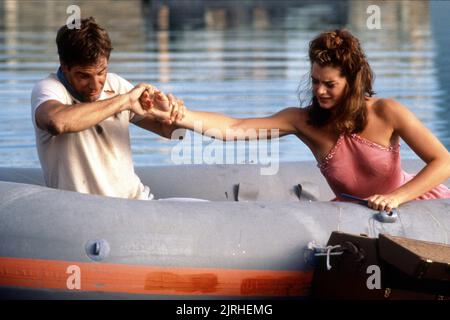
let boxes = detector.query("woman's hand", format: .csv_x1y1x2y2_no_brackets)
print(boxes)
165,94,186,125
366,194,400,212
152,92,186,125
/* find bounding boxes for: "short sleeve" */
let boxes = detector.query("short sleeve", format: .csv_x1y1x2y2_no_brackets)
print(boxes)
30,76,70,128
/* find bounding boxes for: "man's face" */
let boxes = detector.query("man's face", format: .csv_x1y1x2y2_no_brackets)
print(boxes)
61,57,108,102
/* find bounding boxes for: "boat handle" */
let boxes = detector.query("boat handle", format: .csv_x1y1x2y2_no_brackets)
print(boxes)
85,239,110,261
376,208,398,223
341,193,398,223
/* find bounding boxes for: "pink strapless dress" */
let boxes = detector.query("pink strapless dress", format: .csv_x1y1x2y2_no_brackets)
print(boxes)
318,134,450,201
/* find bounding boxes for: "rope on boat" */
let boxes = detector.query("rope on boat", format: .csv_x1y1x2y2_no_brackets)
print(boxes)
307,240,368,270
307,241,344,270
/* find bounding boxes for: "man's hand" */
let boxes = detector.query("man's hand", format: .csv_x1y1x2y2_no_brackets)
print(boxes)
127,83,155,116
128,83,186,124
138,86,157,112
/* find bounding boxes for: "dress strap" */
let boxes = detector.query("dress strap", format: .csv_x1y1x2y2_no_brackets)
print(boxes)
317,135,345,170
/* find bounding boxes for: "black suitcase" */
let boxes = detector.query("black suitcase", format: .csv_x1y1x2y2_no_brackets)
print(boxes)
378,234,450,298
311,231,450,300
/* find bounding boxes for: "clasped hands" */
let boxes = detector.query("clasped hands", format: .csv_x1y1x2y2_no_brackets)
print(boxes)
130,83,186,125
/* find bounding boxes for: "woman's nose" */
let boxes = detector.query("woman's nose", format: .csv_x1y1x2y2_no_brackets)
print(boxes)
316,84,327,96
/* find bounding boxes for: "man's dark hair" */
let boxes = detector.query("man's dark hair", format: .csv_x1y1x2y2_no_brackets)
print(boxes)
56,17,113,68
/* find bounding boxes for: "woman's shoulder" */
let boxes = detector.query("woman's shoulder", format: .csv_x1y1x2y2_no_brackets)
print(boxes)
296,105,312,118
278,106,308,114
274,106,309,121
290,106,313,126
371,97,408,109
369,97,409,119
271,106,312,136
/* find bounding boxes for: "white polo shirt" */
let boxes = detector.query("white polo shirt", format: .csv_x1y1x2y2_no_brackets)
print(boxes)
31,72,152,200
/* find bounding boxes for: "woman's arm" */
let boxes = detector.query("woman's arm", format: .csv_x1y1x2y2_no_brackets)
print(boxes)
171,102,302,140
148,92,302,140
367,99,450,212
178,108,300,140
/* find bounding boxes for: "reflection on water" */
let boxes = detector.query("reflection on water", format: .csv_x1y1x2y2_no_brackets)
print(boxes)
0,0,448,167
429,0,450,152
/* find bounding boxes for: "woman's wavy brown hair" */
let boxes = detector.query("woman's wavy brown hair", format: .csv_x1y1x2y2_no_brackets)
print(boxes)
306,29,375,134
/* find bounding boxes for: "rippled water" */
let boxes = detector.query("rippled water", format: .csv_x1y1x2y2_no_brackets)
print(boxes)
0,0,449,167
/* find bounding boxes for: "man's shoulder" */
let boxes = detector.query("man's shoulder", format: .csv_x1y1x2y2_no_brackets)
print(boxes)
31,73,72,113
31,73,68,99
32,73,64,90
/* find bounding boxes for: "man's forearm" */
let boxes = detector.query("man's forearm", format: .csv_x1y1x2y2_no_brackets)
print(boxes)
48,93,130,134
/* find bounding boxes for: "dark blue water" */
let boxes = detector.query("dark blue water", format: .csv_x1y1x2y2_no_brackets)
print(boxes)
0,0,449,167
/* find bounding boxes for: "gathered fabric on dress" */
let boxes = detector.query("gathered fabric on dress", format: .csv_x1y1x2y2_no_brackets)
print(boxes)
318,134,450,201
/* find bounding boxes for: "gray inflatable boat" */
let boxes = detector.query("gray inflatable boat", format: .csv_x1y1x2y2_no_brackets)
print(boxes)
0,160,449,299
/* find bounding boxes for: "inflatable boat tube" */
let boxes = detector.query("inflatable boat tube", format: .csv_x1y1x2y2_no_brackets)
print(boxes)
0,160,449,299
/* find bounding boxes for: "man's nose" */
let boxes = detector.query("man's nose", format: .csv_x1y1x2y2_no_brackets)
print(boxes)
89,77,102,91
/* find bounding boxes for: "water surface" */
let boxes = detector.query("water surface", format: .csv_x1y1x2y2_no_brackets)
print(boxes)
0,0,448,167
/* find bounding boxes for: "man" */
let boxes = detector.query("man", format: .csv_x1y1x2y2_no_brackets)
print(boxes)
31,17,181,200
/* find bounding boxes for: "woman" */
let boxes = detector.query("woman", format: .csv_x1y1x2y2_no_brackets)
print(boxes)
153,29,450,212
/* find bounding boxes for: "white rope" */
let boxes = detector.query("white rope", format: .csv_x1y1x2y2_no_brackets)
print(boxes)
308,241,344,270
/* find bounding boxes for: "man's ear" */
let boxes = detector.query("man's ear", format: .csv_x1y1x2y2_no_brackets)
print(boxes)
60,63,70,73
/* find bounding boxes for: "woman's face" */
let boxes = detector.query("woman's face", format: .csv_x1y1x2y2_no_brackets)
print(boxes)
311,63,347,109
